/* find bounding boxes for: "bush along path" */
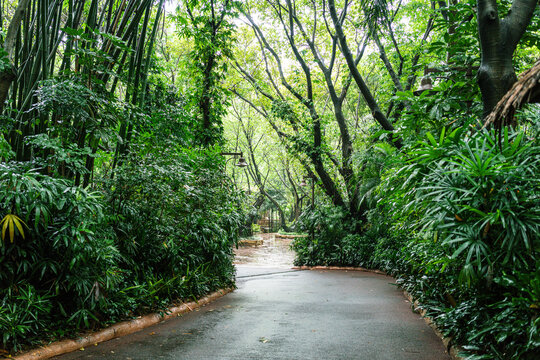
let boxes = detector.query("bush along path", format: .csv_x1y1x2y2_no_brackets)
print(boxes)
12,288,232,360
291,128,540,360
0,149,244,355
0,0,241,354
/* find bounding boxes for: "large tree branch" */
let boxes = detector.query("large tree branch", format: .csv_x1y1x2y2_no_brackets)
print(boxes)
231,89,269,119
506,0,538,48
285,0,355,200
232,60,275,101
244,11,308,107
250,25,286,100
241,3,348,209
477,0,537,119
367,19,404,93
327,0,401,148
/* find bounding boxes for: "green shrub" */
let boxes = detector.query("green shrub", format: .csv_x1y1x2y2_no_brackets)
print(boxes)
0,149,244,352
0,285,53,351
0,161,120,351
403,128,539,285
292,205,346,266
290,127,540,359
381,127,540,359
292,205,368,266
106,147,242,306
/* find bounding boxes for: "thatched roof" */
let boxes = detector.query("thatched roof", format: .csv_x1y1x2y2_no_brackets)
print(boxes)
484,58,540,128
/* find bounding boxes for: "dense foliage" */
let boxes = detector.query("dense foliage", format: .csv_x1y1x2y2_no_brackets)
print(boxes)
292,126,540,359
0,148,243,351
1,0,539,358
0,0,244,353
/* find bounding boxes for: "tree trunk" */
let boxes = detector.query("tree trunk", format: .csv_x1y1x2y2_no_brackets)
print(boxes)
244,9,348,210
327,0,402,148
245,194,265,234
0,0,32,114
477,0,537,121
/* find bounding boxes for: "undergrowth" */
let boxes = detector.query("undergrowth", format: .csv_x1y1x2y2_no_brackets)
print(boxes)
291,128,540,359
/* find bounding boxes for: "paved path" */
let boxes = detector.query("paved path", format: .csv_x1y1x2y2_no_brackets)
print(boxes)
234,233,295,267
53,266,451,360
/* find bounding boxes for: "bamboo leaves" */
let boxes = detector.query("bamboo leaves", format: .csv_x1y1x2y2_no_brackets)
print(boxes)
0,214,27,243
3,0,166,177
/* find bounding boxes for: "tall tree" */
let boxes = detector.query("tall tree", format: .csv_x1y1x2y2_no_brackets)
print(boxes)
327,0,399,147
177,0,238,147
0,0,32,113
233,0,441,217
477,0,537,121
236,4,348,210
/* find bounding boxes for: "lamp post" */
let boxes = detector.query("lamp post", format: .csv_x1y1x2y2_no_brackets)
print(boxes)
299,175,315,209
414,65,478,95
221,152,249,169
221,151,248,235
413,76,434,96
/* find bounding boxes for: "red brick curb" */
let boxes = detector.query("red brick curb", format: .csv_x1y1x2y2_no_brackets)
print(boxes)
294,266,464,360
292,265,388,275
12,288,233,360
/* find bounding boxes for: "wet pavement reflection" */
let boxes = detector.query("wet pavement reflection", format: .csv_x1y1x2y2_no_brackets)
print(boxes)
234,233,296,268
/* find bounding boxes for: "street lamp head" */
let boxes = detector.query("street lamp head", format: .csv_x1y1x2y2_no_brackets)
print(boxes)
414,76,433,96
235,156,249,167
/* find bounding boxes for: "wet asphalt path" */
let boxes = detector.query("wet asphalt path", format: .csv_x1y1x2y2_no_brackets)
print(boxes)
53,266,451,360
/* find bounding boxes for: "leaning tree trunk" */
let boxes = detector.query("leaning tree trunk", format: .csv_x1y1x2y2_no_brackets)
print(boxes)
477,0,537,123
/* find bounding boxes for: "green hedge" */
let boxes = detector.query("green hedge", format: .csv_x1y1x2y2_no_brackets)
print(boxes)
0,148,243,352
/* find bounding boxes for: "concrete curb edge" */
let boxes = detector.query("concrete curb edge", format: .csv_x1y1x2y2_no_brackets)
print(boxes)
274,234,307,239
295,266,464,360
402,291,465,360
12,288,234,360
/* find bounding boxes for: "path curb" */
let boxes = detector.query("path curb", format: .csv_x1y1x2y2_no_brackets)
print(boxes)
13,288,233,360
292,265,387,275
402,291,464,360
275,234,307,239
295,266,464,360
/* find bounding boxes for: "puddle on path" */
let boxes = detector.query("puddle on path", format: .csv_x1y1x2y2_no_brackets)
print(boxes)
234,233,296,268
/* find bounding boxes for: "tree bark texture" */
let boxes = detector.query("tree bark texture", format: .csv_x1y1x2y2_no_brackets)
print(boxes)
477,0,537,121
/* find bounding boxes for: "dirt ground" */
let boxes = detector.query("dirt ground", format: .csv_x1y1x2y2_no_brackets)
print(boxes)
233,233,296,267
